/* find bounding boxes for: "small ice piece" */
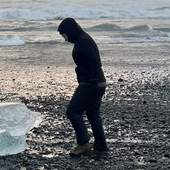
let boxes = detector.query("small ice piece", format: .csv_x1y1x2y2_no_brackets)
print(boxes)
0,102,42,156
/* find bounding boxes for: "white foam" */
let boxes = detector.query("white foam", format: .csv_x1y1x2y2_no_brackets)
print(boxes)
0,35,25,46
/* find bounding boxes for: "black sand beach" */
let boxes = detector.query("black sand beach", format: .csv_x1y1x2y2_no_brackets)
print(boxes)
0,39,170,169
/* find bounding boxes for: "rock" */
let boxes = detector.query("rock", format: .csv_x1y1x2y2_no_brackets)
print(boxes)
120,84,125,88
66,167,74,170
44,164,49,169
149,159,157,163
118,78,124,82
164,153,170,158
143,100,147,105
165,130,170,135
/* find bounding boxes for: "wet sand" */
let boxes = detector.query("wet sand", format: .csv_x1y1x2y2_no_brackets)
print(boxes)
0,42,170,169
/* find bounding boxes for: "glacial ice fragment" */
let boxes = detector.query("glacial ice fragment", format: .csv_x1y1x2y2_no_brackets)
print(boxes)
0,102,42,156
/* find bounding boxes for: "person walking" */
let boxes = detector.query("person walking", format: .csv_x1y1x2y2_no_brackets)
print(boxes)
58,18,108,156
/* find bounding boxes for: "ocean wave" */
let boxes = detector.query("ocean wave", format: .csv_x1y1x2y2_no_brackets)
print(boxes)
86,23,121,31
27,40,63,45
87,24,153,32
154,28,170,33
0,35,25,46
110,38,170,44
0,27,41,32
149,6,170,11
0,27,58,32
126,25,153,32
1,7,170,21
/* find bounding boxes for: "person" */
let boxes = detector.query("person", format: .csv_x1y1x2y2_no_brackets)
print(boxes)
58,18,108,156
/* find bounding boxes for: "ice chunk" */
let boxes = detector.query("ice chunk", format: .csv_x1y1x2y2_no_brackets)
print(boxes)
0,130,26,155
0,102,42,156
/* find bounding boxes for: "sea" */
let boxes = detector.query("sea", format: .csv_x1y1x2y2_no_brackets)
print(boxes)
0,0,170,46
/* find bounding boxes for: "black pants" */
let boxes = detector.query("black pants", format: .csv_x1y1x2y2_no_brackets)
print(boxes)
66,84,107,150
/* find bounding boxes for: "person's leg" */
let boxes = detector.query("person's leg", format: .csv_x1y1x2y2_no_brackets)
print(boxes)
66,85,90,145
86,86,108,151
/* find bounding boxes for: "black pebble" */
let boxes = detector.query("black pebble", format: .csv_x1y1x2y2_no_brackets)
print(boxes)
143,100,147,105
118,78,124,82
164,153,170,158
149,159,157,163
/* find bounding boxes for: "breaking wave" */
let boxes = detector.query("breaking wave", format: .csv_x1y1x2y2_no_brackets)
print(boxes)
86,23,121,31
126,25,153,32
149,6,170,11
87,24,153,32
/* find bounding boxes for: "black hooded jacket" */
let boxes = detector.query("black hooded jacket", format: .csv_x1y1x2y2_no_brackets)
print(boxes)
58,18,106,84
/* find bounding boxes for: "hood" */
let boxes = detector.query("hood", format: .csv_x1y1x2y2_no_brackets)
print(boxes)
58,18,83,43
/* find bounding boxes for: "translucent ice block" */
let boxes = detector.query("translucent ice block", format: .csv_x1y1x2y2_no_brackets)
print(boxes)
0,102,42,156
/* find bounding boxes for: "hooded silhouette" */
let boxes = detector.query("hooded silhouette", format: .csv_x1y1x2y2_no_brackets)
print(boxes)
58,18,106,84
58,18,83,43
57,18,108,156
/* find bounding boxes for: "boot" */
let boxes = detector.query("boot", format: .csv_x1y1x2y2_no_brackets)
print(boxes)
69,143,93,157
